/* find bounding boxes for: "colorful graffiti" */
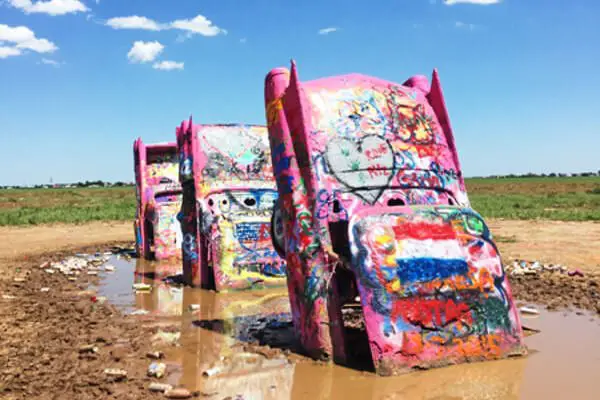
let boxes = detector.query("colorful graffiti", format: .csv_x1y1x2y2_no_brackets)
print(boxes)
263,62,525,373
133,139,183,260
350,207,525,373
176,120,287,291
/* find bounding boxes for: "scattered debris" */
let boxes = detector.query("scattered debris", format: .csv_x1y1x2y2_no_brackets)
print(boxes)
130,309,150,316
146,351,164,360
147,362,166,378
40,287,50,292
164,388,192,399
519,306,540,315
104,264,116,272
151,330,180,346
202,365,223,377
104,368,127,380
2,294,16,300
79,344,99,354
148,382,173,393
133,283,152,292
13,277,26,283
568,269,585,277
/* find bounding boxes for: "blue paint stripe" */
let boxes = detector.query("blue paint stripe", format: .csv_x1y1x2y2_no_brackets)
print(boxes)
395,258,468,283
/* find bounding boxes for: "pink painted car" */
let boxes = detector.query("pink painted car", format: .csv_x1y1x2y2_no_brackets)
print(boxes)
176,119,287,292
264,62,526,375
133,138,183,260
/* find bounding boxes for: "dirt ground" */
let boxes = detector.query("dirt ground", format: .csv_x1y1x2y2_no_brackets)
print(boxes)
0,219,599,399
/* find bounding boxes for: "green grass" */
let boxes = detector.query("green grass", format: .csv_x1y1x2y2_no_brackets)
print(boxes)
466,176,600,221
0,187,135,226
1,176,599,225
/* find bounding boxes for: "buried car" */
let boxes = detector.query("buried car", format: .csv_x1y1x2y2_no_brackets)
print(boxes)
176,119,287,291
264,61,526,375
133,138,183,260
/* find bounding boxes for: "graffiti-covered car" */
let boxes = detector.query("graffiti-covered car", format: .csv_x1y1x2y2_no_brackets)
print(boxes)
264,62,526,375
133,138,183,260
176,120,287,291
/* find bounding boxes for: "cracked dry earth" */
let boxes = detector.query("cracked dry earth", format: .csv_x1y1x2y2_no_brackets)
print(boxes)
0,244,169,400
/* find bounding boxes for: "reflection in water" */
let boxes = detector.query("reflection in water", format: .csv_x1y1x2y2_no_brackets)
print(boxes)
97,257,600,400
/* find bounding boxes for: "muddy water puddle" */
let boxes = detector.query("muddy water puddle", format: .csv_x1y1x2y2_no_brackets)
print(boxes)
96,257,600,399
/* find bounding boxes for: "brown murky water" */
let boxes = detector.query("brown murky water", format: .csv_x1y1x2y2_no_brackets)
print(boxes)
97,257,600,400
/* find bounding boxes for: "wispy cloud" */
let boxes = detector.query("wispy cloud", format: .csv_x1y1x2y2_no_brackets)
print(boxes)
318,27,339,35
152,60,184,71
105,14,226,37
39,58,64,67
444,0,501,5
0,24,58,60
239,37,247,44
455,21,477,30
7,0,89,16
127,40,164,64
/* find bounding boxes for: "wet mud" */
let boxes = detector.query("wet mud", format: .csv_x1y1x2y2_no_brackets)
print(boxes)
2,244,600,399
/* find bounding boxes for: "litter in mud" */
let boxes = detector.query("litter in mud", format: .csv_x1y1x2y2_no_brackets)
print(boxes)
147,362,167,378
520,306,541,315
164,388,193,399
148,382,173,393
146,350,165,359
151,330,180,346
103,368,127,380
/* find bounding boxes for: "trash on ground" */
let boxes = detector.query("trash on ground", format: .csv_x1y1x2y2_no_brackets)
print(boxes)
130,309,150,315
79,344,99,353
519,306,540,315
151,330,180,346
104,368,127,379
146,351,164,359
147,362,166,378
568,269,584,277
148,382,173,393
132,283,152,292
164,388,192,399
40,287,50,292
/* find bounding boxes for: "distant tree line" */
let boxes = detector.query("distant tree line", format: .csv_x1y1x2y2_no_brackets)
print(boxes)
470,170,600,179
1,171,599,190
0,180,135,189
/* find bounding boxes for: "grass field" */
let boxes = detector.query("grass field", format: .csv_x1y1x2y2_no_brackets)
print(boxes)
0,176,599,225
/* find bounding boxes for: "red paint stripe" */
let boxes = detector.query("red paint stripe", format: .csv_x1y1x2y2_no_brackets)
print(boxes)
391,221,457,241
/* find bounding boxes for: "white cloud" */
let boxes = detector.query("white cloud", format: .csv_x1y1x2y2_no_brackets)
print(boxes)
0,24,58,59
127,40,164,63
152,60,184,71
444,0,501,5
0,46,22,58
170,15,226,36
106,16,164,31
40,57,63,67
455,21,476,30
105,14,226,37
318,27,338,35
239,37,247,44
8,0,89,16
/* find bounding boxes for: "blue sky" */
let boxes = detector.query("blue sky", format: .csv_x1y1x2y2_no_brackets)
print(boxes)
0,0,598,185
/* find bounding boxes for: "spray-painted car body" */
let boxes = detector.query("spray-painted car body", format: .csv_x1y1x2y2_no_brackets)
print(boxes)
133,138,183,260
176,120,287,291
264,62,526,375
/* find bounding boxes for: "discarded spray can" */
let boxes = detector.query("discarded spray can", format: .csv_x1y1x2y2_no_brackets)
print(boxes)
147,362,166,378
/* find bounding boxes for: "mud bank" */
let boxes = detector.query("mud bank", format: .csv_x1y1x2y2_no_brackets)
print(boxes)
2,243,600,399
